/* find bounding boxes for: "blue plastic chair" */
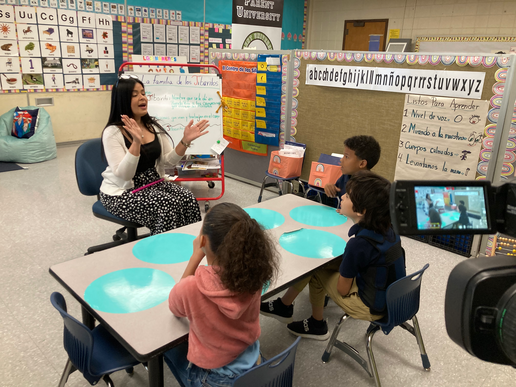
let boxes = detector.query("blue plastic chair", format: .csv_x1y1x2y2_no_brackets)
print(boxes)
321,264,431,387
233,337,301,387
51,292,140,387
75,138,144,254
258,141,306,203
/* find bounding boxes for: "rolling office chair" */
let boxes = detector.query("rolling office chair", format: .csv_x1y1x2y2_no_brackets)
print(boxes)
75,138,145,254
50,292,140,387
258,141,306,203
322,264,431,387
233,337,301,387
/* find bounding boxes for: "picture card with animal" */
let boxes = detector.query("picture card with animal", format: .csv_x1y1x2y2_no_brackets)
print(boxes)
80,57,98,73
61,42,80,58
57,9,78,26
0,56,20,73
94,1,101,13
176,11,182,21
64,73,82,89
0,73,22,89
0,40,18,57
41,56,63,73
0,6,15,23
17,24,39,41
96,29,113,44
14,5,37,23
62,57,80,73
80,42,97,57
20,40,41,57
20,0,29,5
163,10,169,19
6,0,15,5
98,58,114,73
40,0,49,7
44,73,64,88
31,0,39,5
69,0,77,9
127,6,134,17
79,27,95,43
110,3,116,14
59,0,67,9
21,56,42,73
22,73,44,89
96,14,113,30
77,0,85,10
36,7,57,25
157,9,162,19
38,25,59,42
40,41,61,57
135,7,141,17
0,22,17,40
149,8,155,18
99,44,113,58
83,73,99,88
117,4,124,15
142,7,148,17
102,2,109,13
86,0,93,11
59,26,78,42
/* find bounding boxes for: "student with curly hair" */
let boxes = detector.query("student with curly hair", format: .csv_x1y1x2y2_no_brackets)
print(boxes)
261,171,406,340
164,202,279,386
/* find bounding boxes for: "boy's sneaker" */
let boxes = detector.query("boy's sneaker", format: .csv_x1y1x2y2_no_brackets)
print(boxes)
260,297,294,324
287,316,330,341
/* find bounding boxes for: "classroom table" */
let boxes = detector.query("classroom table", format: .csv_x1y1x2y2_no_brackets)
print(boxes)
49,194,353,387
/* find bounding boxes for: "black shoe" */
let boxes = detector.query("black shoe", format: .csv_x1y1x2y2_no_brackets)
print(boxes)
287,316,330,341
260,297,294,324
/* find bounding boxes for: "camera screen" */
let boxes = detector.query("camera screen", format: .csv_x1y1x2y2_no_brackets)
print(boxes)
415,186,489,230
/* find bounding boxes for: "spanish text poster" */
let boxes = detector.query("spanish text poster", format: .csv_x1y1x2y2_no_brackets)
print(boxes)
153,24,165,43
167,25,177,43
189,26,200,44
394,94,489,181
140,23,153,43
178,26,189,44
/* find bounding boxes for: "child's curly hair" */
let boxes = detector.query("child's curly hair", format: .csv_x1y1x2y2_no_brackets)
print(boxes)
202,202,279,294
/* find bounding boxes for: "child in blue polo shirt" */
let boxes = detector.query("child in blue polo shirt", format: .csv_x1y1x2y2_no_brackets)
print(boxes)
261,170,406,339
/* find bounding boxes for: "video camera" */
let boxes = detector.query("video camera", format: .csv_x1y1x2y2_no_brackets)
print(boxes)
390,180,516,367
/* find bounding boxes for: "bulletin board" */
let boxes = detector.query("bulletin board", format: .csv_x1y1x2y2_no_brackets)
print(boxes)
292,52,508,182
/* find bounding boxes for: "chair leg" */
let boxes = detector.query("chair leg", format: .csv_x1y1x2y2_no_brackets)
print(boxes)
276,179,283,196
322,313,351,363
411,316,431,371
58,359,75,387
365,326,382,387
258,176,268,203
103,374,114,387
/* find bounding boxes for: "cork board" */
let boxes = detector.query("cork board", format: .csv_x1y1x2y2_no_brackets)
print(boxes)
294,54,501,181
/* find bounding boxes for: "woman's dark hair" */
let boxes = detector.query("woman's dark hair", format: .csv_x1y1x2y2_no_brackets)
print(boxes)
202,202,279,294
346,170,392,234
101,77,172,152
344,135,381,170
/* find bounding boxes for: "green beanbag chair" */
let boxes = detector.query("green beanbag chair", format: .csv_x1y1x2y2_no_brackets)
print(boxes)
0,106,57,163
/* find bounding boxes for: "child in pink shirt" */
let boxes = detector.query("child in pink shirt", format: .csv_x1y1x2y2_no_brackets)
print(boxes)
164,202,279,386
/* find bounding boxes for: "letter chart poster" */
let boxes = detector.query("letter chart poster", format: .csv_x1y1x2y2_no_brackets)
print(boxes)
394,94,489,181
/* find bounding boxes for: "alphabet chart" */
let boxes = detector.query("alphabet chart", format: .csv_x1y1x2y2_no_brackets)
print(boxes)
0,4,115,91
394,94,489,181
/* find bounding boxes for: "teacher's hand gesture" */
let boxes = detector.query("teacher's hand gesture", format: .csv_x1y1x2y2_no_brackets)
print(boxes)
121,115,144,144
182,119,210,145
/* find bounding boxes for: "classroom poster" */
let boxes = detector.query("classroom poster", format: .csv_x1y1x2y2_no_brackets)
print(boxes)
394,94,489,181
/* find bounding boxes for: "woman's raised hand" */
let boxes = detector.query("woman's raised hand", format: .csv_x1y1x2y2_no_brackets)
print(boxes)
182,119,209,145
121,115,144,143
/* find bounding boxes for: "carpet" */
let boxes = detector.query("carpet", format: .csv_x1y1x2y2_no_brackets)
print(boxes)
0,162,25,173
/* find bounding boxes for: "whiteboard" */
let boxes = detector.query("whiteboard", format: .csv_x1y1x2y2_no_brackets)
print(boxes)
135,73,223,155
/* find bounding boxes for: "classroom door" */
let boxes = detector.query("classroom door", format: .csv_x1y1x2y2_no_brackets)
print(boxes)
342,20,388,51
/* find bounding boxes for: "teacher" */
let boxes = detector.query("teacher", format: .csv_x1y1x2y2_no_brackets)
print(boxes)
99,75,209,235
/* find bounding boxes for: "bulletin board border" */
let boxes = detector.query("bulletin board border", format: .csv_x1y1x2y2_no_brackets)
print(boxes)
414,36,516,53
292,50,512,183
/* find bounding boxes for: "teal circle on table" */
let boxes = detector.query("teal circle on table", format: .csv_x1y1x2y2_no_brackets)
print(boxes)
244,208,285,230
133,233,196,264
289,205,347,227
84,268,176,314
280,229,346,259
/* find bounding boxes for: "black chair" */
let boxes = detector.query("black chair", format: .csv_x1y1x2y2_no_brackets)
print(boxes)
51,292,140,386
75,138,145,254
322,264,431,387
233,337,301,387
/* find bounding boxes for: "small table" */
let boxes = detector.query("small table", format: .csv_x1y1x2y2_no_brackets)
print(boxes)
50,194,353,387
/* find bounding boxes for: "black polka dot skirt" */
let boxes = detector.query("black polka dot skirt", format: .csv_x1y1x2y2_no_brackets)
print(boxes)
100,167,202,235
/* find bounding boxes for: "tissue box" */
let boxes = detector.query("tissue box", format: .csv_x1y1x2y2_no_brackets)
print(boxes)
308,162,342,187
267,151,303,178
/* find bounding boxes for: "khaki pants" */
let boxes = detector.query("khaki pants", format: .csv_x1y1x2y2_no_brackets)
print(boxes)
291,259,384,321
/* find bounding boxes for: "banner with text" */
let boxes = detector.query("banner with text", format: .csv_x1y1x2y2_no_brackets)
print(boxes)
394,94,489,181
232,0,284,49
305,64,486,99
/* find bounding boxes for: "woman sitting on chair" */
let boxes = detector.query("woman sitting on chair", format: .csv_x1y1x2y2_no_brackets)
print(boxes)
99,74,209,235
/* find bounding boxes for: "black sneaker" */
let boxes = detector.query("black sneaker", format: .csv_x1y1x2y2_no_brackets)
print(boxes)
287,316,330,341
260,297,294,324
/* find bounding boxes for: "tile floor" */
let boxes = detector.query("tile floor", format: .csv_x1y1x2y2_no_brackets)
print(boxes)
0,143,513,387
